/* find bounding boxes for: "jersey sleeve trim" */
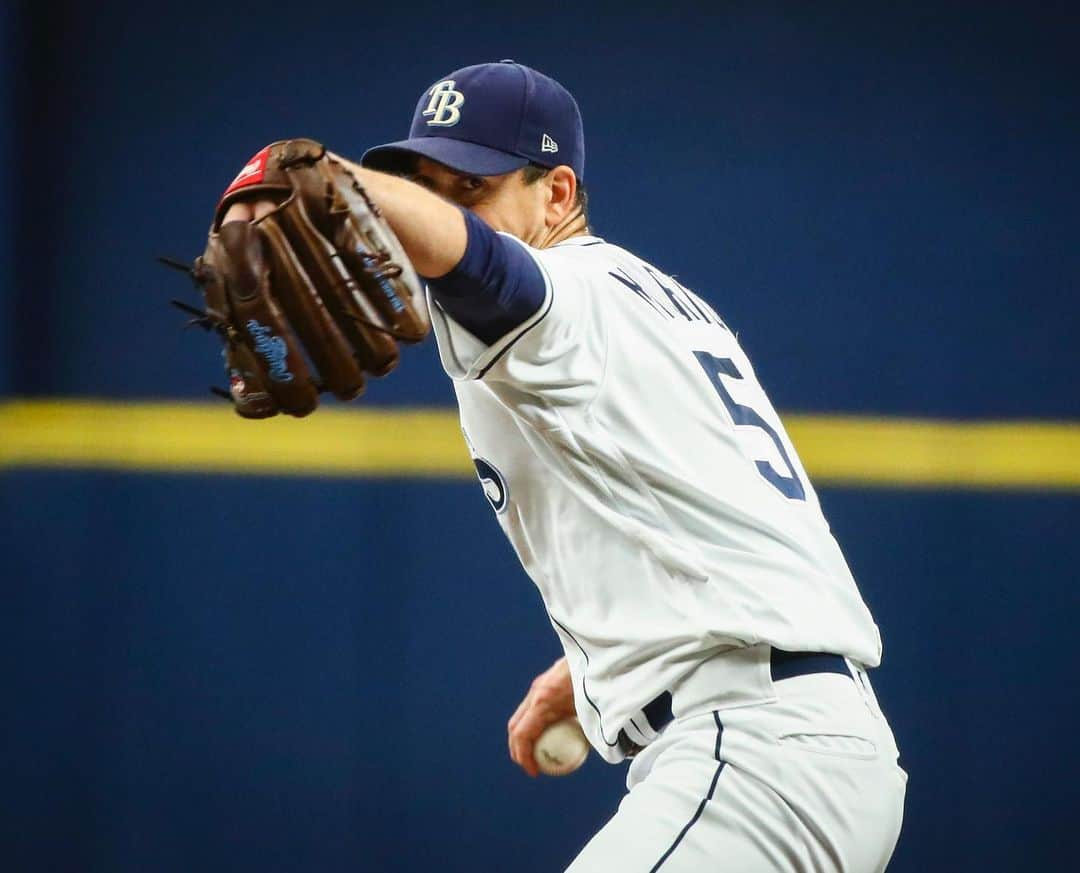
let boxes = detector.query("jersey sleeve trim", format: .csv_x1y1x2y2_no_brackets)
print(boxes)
424,233,556,381
475,270,554,378
464,238,555,380
425,210,548,346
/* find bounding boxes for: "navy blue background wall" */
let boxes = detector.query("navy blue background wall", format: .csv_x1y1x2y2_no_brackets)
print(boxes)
3,3,1078,871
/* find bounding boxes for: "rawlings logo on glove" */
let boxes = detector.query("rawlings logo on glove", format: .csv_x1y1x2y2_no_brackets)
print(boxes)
223,146,270,197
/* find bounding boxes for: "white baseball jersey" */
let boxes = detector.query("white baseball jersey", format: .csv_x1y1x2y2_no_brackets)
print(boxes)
428,234,883,763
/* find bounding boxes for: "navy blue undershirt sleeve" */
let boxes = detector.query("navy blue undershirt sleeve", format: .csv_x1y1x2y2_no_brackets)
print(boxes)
424,209,548,345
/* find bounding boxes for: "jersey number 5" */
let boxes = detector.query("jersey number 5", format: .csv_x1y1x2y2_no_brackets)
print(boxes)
693,351,807,501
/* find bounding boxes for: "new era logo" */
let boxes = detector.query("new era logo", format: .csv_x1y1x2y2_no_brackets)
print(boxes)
541,133,558,153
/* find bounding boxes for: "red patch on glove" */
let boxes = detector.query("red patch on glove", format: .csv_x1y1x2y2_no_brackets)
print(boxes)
222,146,270,198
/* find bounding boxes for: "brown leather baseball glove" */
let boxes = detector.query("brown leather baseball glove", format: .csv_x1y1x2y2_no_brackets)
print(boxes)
164,139,428,418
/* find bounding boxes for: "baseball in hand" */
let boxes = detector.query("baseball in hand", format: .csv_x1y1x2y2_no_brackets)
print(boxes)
534,717,590,776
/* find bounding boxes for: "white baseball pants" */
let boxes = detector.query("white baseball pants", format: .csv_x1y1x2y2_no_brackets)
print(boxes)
565,665,906,872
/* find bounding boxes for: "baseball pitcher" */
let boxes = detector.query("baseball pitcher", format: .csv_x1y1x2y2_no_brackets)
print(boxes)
181,60,907,872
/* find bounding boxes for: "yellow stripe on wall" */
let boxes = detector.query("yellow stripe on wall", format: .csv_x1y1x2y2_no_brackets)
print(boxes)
0,401,470,478
786,416,1079,490
1,400,1078,490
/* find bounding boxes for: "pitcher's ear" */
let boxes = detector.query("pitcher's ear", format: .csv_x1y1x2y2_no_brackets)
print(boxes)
546,165,578,223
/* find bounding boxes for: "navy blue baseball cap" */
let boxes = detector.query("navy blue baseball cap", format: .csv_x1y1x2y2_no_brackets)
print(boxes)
362,60,585,181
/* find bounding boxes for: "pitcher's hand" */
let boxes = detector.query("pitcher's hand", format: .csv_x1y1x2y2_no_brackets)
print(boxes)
220,199,276,224
507,657,576,777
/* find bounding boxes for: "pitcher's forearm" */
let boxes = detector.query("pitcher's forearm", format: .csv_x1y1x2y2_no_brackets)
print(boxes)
334,155,467,279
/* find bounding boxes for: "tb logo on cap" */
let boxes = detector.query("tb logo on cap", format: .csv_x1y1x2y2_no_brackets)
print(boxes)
423,80,465,127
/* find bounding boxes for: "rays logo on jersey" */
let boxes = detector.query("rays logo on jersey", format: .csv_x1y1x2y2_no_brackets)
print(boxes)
473,457,509,513
423,80,465,126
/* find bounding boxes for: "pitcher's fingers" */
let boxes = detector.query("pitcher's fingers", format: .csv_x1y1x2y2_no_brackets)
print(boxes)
509,713,534,771
253,199,276,221
222,201,253,224
508,705,528,760
510,734,539,778
510,705,559,777
508,693,534,760
507,691,533,734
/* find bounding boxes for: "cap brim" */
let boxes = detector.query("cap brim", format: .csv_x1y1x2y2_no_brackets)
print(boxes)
361,137,529,177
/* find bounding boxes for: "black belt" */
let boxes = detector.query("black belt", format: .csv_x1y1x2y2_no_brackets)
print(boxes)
616,649,850,758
